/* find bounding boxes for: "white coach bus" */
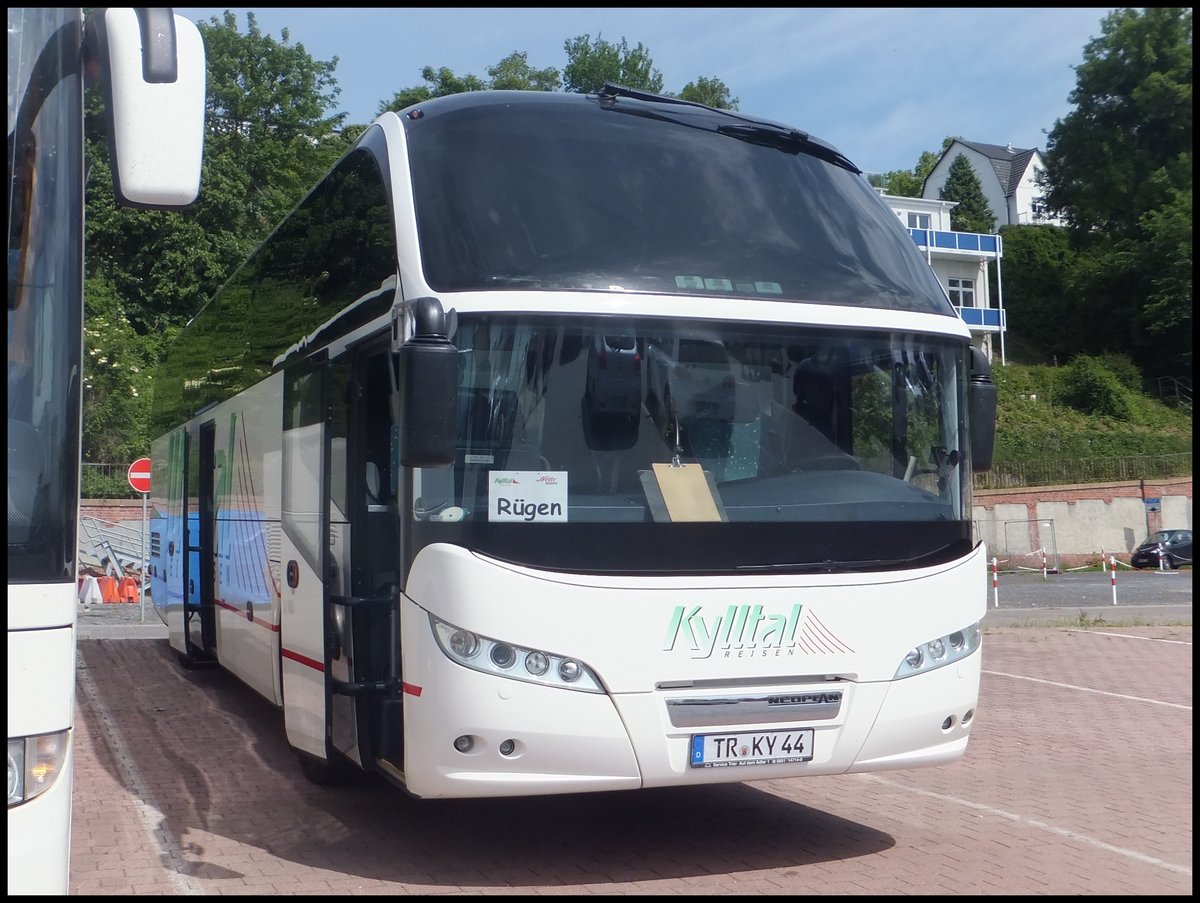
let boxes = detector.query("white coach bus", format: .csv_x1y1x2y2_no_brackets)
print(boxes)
8,7,205,893
147,85,997,798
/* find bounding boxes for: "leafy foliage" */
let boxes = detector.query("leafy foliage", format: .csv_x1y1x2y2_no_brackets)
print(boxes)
1038,7,1192,378
675,76,738,110
561,34,664,94
869,138,953,197
991,356,1192,464
940,154,995,233
85,11,350,339
81,276,157,463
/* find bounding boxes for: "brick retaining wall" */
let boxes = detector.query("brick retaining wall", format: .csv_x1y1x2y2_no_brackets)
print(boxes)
974,476,1192,569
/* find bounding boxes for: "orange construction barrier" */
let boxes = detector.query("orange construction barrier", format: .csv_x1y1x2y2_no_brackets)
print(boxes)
117,576,139,603
98,576,120,603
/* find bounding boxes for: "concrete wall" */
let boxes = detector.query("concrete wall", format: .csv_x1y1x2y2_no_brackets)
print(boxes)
974,476,1193,569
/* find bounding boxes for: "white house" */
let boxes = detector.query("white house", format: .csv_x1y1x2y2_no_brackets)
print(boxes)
878,191,1007,364
923,140,1064,227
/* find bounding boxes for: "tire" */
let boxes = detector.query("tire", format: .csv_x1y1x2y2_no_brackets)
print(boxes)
175,647,199,670
296,750,357,786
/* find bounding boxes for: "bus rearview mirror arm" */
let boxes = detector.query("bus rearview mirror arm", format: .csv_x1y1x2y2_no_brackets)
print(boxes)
395,297,458,468
969,346,996,473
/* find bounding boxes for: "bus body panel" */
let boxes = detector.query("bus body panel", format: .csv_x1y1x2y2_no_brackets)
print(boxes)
399,543,984,797
7,612,77,736
211,378,285,706
6,616,76,894
5,742,72,895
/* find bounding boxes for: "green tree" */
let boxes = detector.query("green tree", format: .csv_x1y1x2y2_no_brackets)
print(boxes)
992,224,1079,360
81,276,158,462
85,11,349,334
561,34,664,94
872,139,954,198
675,76,738,110
487,51,561,92
377,65,490,114
940,154,995,233
1039,8,1191,377
1041,8,1192,238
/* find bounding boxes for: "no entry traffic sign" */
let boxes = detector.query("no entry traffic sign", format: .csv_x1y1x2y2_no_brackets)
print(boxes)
127,457,151,494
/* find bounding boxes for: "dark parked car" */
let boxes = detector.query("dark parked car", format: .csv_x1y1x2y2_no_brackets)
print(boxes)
1130,529,1192,569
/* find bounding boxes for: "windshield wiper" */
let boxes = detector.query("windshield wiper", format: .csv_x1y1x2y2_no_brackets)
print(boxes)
595,83,861,174
715,124,860,173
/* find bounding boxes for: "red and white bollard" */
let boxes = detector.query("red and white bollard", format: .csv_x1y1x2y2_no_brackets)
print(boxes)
1110,555,1118,605
1041,547,1048,580
992,556,999,608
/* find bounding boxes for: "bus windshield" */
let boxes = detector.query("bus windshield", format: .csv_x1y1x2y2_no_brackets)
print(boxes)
404,91,953,315
407,315,972,575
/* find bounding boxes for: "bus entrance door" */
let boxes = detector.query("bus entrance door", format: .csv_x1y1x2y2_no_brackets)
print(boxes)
182,420,217,663
279,359,335,775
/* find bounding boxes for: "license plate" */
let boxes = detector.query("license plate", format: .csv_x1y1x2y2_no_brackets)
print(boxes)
689,728,814,768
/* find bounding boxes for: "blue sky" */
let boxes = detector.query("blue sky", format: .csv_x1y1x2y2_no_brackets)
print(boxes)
176,7,1113,175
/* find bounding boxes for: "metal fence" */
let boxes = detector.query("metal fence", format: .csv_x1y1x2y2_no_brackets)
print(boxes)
81,462,140,499
973,452,1193,490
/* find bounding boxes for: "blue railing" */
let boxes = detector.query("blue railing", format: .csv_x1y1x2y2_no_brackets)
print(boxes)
909,229,1000,255
955,306,1005,329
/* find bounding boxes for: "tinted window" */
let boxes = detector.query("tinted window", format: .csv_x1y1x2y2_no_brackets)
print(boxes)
405,92,952,314
152,148,396,432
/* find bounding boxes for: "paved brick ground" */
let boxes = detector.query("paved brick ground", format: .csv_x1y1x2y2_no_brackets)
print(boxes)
69,624,1192,895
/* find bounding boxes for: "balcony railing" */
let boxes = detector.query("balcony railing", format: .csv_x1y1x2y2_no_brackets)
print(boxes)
954,306,1005,330
909,229,1000,256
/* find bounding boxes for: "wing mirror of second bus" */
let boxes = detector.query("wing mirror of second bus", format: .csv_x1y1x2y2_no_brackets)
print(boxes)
969,346,997,473
88,9,206,208
396,298,459,468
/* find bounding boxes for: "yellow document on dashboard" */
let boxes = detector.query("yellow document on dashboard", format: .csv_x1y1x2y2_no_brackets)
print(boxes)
652,462,722,522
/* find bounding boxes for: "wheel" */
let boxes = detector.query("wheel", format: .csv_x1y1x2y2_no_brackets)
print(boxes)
296,750,357,786
175,647,199,670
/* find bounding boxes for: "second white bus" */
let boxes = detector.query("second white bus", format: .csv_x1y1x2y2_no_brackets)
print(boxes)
147,85,997,798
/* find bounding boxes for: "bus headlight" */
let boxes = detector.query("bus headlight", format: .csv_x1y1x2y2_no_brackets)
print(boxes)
894,623,981,679
430,614,605,693
7,731,70,807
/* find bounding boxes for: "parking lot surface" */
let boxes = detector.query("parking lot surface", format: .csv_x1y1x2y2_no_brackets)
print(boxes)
70,575,1191,895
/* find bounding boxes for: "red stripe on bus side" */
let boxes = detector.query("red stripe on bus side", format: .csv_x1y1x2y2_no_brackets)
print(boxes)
403,682,423,697
281,647,325,673
214,597,280,632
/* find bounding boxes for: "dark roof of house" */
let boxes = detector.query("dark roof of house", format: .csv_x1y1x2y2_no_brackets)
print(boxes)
954,140,1038,196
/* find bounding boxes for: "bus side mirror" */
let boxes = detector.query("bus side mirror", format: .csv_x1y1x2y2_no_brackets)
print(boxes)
969,346,996,473
90,8,206,208
397,299,458,468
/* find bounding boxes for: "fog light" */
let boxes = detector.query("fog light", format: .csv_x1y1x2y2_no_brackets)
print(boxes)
453,735,474,753
941,716,954,730
499,739,516,756
962,708,974,724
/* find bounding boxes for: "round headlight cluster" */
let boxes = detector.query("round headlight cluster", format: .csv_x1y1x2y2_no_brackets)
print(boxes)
430,615,604,692
895,622,981,679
